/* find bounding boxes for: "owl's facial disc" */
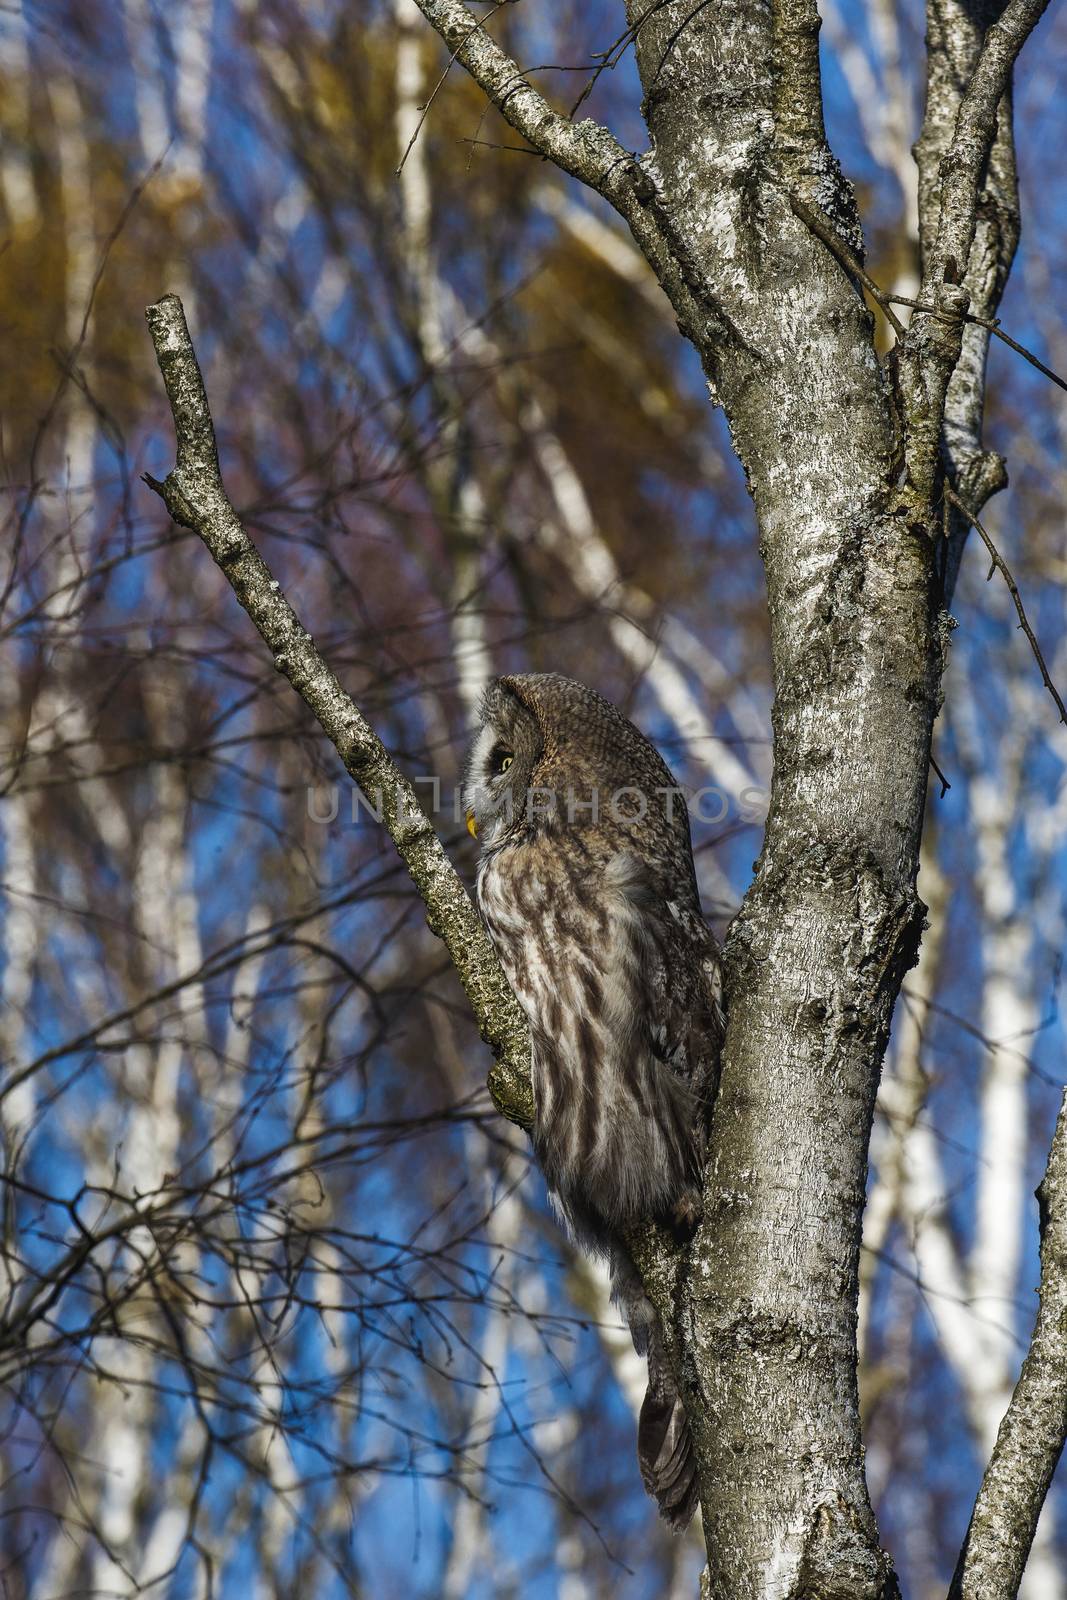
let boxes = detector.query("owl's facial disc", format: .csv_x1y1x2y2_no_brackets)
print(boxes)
467,746,512,834
461,685,541,849
463,726,516,845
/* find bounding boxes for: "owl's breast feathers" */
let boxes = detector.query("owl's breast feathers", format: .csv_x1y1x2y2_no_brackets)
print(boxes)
477,839,722,1248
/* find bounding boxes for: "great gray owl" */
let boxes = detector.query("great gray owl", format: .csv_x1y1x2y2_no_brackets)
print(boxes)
462,672,723,1531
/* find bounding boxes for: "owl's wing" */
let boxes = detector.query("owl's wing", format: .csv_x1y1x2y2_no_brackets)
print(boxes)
605,851,724,1109
604,851,720,1528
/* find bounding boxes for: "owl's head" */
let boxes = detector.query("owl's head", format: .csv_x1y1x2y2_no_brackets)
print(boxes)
462,676,544,849
461,673,683,854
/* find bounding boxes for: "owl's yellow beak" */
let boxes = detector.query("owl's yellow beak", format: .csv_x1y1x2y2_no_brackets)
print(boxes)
465,809,478,838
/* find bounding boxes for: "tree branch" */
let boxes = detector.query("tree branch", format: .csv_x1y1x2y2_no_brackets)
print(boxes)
949,1091,1067,1599
409,0,706,350
772,0,830,159
142,292,532,1129
903,0,1050,504
944,485,1067,726
925,0,1050,294
409,0,617,184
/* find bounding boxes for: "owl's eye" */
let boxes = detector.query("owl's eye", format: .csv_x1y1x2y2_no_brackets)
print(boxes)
491,748,514,775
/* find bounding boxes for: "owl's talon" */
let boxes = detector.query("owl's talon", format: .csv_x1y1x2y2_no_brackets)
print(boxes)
670,1190,702,1239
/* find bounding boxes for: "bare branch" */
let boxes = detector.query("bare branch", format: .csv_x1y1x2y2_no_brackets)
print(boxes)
949,1091,1067,1599
925,0,1050,295
944,485,1067,727
788,192,905,336
903,0,1051,504
409,0,705,349
410,0,615,181
142,292,532,1128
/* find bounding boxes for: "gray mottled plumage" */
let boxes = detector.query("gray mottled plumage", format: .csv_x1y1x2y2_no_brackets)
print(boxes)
462,672,723,1531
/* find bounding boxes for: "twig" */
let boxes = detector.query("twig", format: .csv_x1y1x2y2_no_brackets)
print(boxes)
949,1091,1067,1598
944,485,1067,727
459,136,541,156
396,0,511,177
788,193,905,336
567,1,674,118
929,753,951,798
886,293,1067,396
410,0,624,185
789,195,1067,398
3,147,170,620
410,0,706,352
142,292,533,1129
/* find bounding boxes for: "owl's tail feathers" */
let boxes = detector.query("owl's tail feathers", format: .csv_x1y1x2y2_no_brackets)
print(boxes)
611,1252,699,1531
637,1338,700,1533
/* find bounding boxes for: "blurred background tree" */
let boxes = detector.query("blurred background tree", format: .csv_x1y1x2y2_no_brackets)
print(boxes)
0,2,1064,1595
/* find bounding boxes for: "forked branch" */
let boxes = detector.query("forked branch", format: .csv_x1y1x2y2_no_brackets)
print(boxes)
926,0,1052,292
